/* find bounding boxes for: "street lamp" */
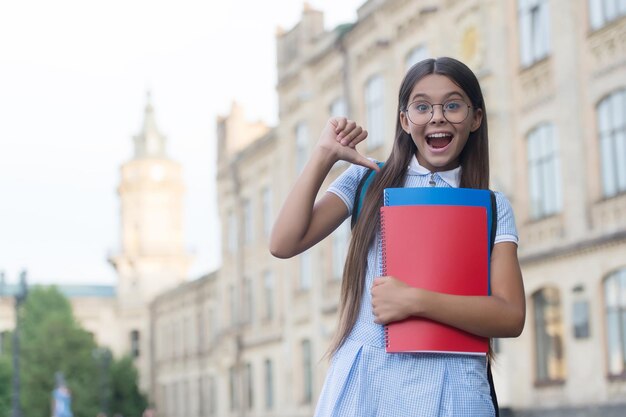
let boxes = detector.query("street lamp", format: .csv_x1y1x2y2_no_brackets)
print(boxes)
92,347,112,415
12,270,28,417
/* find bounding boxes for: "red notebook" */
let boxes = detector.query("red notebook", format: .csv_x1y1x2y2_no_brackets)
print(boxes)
380,205,489,354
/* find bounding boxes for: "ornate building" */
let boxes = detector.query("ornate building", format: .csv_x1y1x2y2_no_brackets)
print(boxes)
151,1,626,416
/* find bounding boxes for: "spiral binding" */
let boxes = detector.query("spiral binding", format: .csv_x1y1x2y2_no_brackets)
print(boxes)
380,206,390,349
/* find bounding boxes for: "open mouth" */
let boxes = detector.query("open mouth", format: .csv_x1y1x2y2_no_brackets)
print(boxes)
426,132,453,149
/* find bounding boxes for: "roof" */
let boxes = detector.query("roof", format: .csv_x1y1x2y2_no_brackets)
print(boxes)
0,283,116,298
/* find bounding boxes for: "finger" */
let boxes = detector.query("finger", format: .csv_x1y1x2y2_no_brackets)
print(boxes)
348,129,368,148
340,126,362,145
334,117,347,134
373,276,385,286
337,120,356,141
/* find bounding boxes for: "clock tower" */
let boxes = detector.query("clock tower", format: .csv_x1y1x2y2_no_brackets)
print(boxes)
109,93,192,390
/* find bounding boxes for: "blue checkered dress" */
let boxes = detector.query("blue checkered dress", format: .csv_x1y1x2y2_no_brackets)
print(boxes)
315,157,518,417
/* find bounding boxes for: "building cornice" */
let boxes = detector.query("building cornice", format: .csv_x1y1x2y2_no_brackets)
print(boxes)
519,230,626,265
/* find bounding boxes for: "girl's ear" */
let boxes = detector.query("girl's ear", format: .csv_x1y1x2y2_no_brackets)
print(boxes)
400,111,411,134
470,108,484,132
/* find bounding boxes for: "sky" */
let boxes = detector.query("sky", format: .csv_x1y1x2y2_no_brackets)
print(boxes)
0,0,365,286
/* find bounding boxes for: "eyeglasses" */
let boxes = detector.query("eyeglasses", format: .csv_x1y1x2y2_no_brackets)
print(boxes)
403,100,472,126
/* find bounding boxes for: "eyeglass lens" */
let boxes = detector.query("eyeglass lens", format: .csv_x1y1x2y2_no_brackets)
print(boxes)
406,100,470,125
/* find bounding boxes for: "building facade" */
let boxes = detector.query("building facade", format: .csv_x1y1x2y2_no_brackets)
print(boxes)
148,0,626,416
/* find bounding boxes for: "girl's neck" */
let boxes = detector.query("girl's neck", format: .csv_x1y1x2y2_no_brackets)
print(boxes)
415,153,461,173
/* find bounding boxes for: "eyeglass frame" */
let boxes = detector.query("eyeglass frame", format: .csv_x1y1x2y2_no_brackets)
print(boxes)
402,100,473,126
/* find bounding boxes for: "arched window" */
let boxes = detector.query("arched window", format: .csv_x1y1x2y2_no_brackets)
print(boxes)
527,123,562,219
597,89,626,198
533,287,566,383
295,122,309,173
405,45,428,70
589,0,626,30
604,268,626,377
365,74,385,149
518,0,551,67
130,329,140,358
332,219,350,281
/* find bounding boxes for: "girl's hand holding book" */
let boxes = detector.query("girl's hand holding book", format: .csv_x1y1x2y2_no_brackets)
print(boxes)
317,117,380,172
371,276,421,325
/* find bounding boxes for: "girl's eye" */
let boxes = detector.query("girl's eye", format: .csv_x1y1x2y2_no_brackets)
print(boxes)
445,101,463,111
413,103,431,113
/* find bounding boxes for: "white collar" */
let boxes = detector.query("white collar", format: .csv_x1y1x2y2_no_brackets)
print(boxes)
407,155,462,188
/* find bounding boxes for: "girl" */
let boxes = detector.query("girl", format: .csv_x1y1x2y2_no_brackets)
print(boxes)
270,57,525,417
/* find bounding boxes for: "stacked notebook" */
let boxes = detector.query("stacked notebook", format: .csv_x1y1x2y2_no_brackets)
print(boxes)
380,187,493,355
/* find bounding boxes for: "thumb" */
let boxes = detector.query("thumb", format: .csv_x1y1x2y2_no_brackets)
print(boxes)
353,154,381,172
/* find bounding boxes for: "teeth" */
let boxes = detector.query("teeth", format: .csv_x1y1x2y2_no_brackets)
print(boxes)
427,133,452,138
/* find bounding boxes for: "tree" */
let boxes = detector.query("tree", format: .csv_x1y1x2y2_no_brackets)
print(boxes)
20,286,100,417
110,355,148,417
0,354,11,417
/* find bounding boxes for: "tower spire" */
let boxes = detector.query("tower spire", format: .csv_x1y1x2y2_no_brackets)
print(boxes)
133,91,167,158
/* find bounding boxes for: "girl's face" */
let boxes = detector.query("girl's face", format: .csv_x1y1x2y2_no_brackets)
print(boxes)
400,74,483,172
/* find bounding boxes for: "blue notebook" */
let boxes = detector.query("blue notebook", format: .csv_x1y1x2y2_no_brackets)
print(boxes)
383,187,494,292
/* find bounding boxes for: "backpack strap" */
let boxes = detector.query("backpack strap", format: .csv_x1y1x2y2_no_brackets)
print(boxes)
351,162,384,229
487,190,500,417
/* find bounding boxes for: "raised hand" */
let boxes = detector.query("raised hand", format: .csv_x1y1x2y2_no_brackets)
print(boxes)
317,117,380,172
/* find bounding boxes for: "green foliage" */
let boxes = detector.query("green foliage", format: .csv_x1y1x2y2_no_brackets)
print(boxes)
20,286,100,417
1,286,147,417
0,355,11,417
110,356,148,417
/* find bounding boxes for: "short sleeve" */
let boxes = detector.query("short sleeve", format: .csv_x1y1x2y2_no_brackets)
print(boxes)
494,191,519,245
326,163,372,215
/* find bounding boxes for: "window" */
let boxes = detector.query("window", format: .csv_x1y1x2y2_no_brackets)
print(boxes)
365,74,385,148
518,0,551,67
229,366,238,411
405,45,428,70
130,330,140,358
332,219,350,280
208,375,217,416
263,270,274,320
197,311,205,353
533,287,566,383
573,300,590,339
329,97,347,117
228,210,237,253
262,187,272,237
243,199,254,244
208,307,218,342
598,89,626,197
302,339,313,404
198,377,205,417
330,98,349,169
230,285,237,326
590,0,626,30
264,359,274,409
300,251,312,291
604,269,626,377
183,317,191,355
182,381,189,417
296,122,309,173
527,123,562,219
242,277,253,324
245,363,254,410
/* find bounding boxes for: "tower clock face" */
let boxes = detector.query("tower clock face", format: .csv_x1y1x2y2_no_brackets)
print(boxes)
150,165,165,181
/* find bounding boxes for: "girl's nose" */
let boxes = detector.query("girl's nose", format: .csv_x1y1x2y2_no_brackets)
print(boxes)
430,106,446,124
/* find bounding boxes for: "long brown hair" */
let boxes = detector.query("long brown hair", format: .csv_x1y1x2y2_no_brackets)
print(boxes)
328,57,490,357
